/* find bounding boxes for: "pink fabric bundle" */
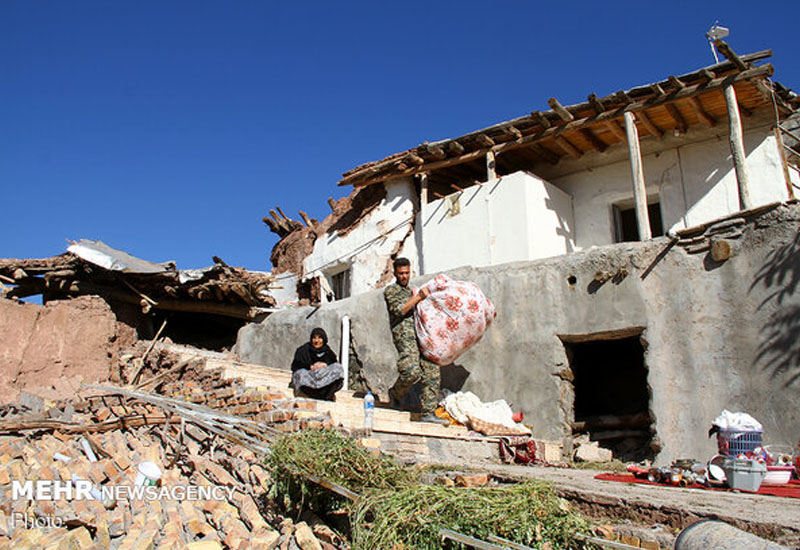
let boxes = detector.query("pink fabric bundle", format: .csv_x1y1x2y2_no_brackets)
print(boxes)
414,274,496,365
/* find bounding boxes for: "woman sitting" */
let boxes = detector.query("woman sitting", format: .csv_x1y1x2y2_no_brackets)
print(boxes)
291,327,344,401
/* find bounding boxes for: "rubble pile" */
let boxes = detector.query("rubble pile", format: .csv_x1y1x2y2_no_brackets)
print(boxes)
0,350,347,550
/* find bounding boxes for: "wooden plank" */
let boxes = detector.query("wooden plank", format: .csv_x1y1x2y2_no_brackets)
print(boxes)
724,84,753,209
624,111,652,240
439,529,508,550
548,97,574,121
327,197,336,211
486,534,536,550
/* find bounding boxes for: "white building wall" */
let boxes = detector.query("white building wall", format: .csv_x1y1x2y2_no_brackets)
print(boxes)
302,177,419,300
552,125,789,248
421,171,575,274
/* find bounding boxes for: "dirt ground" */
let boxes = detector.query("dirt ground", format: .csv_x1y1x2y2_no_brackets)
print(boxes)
0,296,135,404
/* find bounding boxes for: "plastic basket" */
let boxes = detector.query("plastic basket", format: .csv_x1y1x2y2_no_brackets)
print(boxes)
716,429,762,456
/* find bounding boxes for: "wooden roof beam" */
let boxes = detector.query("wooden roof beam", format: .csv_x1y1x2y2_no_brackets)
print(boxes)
404,153,425,166
714,40,748,71
548,98,574,121
687,96,716,127
554,136,583,158
448,141,465,155
579,128,607,152
668,75,686,91
530,143,561,165
476,134,495,147
343,64,774,187
604,120,627,141
635,110,663,138
531,110,552,129
588,93,606,115
503,125,523,140
417,143,446,160
664,103,688,134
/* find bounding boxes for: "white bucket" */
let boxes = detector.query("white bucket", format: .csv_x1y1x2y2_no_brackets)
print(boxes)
134,461,162,487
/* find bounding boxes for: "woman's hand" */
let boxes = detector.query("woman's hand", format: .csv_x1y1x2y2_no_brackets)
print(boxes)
310,362,326,371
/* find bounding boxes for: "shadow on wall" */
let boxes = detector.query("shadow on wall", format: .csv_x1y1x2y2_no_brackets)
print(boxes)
751,229,800,388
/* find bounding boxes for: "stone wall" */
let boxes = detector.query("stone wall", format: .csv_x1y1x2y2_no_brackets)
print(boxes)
236,202,800,464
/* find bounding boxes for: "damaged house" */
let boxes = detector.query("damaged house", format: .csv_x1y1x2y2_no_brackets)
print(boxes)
244,44,800,463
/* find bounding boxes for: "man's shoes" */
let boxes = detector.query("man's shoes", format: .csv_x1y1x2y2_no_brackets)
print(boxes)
420,414,450,425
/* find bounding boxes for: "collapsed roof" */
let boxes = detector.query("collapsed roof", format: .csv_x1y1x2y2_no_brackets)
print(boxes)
0,239,276,320
338,43,799,192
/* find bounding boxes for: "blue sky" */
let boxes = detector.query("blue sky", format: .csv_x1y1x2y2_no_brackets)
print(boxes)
2,1,797,271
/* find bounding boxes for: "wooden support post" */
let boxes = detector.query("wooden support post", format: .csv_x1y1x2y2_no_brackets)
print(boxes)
327,197,336,212
775,127,796,200
723,84,753,210
486,151,497,180
623,111,652,240
419,172,429,204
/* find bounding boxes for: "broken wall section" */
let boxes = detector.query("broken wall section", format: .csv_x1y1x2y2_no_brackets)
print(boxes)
0,296,135,404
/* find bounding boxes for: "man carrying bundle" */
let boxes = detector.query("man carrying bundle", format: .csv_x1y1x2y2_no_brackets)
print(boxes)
383,258,447,424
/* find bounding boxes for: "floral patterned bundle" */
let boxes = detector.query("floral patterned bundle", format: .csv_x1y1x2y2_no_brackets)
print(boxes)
414,274,496,366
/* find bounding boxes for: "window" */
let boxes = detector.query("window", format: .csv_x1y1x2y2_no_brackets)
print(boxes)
613,199,663,242
331,269,351,301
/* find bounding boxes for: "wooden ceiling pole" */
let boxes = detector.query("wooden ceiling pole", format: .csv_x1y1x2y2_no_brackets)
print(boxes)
723,84,753,210
636,110,663,138
580,128,607,152
419,172,429,203
664,104,688,134
554,136,583,158
623,112,652,240
530,144,561,165
486,151,497,180
344,64,774,187
605,120,628,141
548,98,574,122
687,97,717,127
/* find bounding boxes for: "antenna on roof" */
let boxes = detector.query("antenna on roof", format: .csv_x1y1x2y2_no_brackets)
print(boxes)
706,22,729,63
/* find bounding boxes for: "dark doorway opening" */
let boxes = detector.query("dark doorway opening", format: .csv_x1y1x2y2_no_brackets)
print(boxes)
561,333,656,462
152,311,245,352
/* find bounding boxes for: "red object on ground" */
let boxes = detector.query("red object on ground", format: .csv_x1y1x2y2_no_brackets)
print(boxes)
594,473,800,499
512,412,524,423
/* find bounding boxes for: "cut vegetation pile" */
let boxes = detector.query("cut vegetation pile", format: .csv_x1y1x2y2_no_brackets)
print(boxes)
267,429,596,550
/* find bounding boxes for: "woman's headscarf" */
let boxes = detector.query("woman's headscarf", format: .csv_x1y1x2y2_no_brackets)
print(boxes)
310,327,328,345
